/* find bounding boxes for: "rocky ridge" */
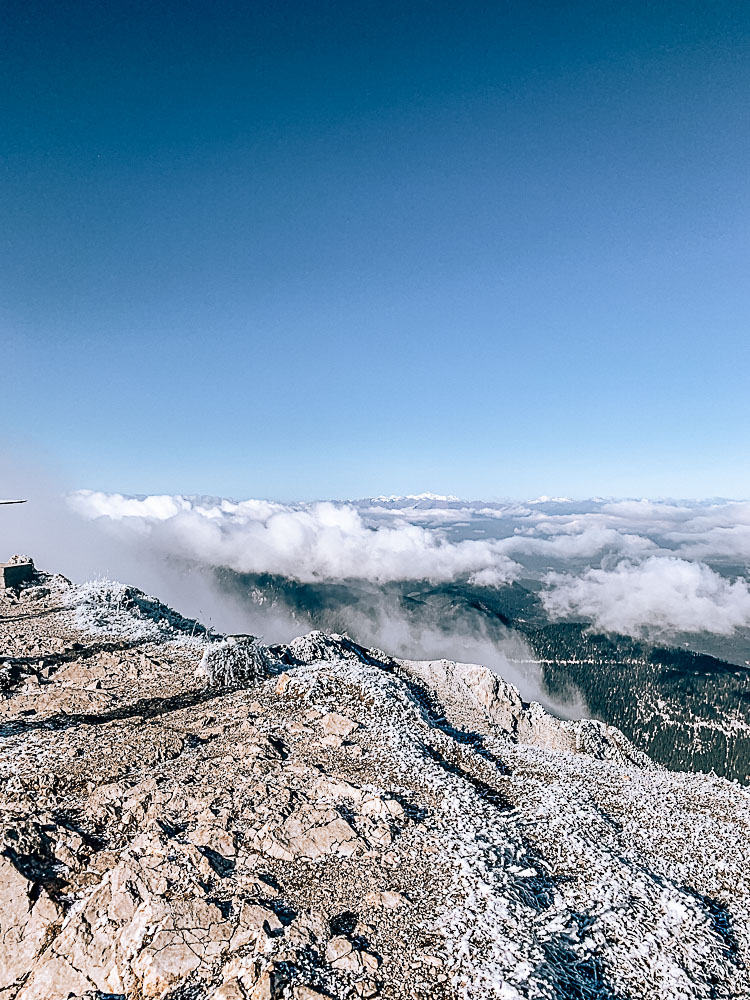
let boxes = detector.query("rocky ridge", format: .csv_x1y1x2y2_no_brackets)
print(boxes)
0,563,748,999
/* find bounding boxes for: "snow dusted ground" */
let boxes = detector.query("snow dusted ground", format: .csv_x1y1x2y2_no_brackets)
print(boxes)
0,572,748,999
65,576,214,645
275,640,750,1000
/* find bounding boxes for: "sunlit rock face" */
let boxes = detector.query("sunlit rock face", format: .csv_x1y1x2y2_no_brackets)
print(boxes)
0,565,748,999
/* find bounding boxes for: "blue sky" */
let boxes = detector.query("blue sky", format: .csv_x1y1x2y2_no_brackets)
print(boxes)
2,1,749,500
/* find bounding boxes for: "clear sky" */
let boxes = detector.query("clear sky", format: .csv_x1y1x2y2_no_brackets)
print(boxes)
2,1,749,501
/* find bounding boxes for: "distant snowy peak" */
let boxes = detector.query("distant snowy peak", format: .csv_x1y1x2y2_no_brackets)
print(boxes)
527,495,574,504
367,492,462,504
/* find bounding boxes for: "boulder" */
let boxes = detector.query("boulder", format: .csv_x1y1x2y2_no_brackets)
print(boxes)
0,856,62,987
319,712,359,737
325,936,380,973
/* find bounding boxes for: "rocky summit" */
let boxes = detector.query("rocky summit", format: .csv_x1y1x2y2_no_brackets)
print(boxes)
0,562,748,1000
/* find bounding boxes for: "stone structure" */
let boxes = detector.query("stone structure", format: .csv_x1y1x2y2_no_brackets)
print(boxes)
0,557,34,590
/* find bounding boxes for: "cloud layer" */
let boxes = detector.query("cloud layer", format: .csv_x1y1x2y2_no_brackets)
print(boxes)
71,491,522,586
66,491,750,641
542,557,750,637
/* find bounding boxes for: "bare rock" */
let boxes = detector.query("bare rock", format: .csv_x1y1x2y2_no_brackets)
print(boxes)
131,898,232,995
364,890,408,910
454,662,525,731
325,936,380,973
0,856,62,987
319,712,359,737
255,805,364,862
213,979,248,1000
15,953,92,1000
231,901,283,950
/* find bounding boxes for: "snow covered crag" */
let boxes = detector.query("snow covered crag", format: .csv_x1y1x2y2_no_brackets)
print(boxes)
0,572,748,1000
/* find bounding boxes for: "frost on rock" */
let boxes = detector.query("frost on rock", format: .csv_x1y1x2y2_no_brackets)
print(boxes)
2,577,749,1000
271,629,393,668
398,655,654,767
66,578,210,644
197,634,277,686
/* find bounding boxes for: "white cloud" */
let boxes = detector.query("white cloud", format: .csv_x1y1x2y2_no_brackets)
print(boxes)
68,491,750,639
541,556,750,637
495,521,658,560
71,491,522,585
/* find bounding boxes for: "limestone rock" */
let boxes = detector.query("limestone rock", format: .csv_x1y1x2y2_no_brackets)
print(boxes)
231,901,283,950
255,805,364,861
1,570,748,1000
364,890,408,909
131,898,232,995
0,856,62,987
319,712,359,737
325,936,380,973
